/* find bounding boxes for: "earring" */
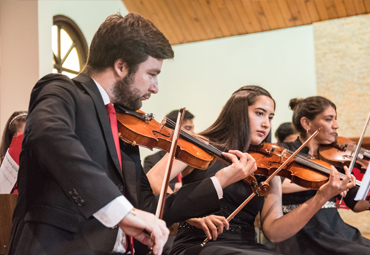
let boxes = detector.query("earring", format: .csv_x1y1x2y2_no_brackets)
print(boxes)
306,129,308,134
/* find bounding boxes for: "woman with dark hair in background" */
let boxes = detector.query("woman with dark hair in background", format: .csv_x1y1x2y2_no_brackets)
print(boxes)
147,87,354,255
0,110,27,193
271,96,370,255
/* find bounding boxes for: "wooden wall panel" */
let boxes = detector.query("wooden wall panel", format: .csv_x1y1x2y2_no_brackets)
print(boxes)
122,0,370,45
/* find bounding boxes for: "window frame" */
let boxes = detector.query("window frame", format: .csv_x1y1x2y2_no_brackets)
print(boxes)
53,15,88,75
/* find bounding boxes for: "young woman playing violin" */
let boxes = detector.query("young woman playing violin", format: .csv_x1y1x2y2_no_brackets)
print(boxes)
147,86,355,255
270,96,370,255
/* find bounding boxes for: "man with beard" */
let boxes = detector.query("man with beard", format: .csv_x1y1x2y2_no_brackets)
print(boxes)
8,13,256,255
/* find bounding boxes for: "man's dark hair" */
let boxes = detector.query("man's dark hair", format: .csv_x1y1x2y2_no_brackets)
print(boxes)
83,13,174,76
166,110,194,123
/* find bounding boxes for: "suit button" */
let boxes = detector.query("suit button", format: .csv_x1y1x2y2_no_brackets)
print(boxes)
117,184,124,192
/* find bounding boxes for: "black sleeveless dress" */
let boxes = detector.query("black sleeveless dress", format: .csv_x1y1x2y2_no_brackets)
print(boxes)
269,138,370,255
170,161,281,255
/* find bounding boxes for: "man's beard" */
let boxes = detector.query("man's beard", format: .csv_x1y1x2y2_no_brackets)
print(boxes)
112,73,143,111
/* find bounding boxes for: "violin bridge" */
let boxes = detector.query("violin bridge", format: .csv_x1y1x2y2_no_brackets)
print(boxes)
281,149,288,162
159,117,166,130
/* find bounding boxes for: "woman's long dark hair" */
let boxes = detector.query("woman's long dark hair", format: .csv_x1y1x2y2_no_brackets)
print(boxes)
0,111,27,164
289,96,336,139
199,85,275,152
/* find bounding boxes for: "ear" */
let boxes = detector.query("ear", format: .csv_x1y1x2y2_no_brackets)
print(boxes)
114,59,128,78
300,117,311,132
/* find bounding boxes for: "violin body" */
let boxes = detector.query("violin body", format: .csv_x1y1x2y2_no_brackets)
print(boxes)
249,143,361,190
319,136,370,173
116,110,213,170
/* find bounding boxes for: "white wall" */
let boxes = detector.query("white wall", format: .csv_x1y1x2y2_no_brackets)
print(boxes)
0,1,39,132
139,25,317,159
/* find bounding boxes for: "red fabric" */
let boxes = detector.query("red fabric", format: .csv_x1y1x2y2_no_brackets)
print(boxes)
8,133,23,165
128,236,134,254
177,173,182,183
105,104,122,168
337,167,370,209
8,133,23,194
106,104,134,254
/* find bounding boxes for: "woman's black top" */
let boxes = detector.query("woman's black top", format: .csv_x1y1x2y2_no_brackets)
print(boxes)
170,161,281,255
269,137,370,255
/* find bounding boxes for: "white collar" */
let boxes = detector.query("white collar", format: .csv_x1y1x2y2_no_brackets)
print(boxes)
92,78,111,105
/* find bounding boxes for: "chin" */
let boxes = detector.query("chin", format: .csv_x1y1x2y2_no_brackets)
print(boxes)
251,138,264,146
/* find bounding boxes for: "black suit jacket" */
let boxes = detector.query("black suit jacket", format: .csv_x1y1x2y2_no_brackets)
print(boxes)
9,73,220,255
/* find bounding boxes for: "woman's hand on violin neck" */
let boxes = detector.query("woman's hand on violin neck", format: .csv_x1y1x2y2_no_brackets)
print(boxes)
186,215,229,241
215,150,257,189
316,166,356,201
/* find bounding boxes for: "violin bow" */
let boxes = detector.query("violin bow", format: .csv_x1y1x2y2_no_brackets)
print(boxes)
201,128,321,247
347,112,370,175
339,111,370,205
147,108,185,255
155,108,185,218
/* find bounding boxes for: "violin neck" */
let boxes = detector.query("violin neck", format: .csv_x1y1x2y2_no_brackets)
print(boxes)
163,119,231,164
362,148,370,159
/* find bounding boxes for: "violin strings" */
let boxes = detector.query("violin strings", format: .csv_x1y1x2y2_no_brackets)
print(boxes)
294,153,356,183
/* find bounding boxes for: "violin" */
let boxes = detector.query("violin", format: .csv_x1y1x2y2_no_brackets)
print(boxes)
318,136,370,173
115,107,361,189
249,142,362,189
115,108,219,170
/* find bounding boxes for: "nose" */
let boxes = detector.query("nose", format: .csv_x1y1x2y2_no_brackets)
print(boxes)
262,117,270,129
333,119,339,130
149,78,159,94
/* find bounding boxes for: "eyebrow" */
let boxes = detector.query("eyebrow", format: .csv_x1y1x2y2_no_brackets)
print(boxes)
150,68,161,75
256,107,275,116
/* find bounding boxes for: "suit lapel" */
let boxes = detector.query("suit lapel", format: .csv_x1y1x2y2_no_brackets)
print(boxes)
72,74,123,180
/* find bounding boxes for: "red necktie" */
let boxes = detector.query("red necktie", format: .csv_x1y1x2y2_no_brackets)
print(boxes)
106,103,122,168
106,104,134,254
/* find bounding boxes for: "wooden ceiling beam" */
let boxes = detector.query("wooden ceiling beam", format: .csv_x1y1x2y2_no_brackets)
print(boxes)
122,0,370,45
334,0,348,18
232,0,255,33
285,0,304,26
353,0,366,14
342,0,357,16
294,0,312,25
323,0,339,19
363,0,370,12
190,0,217,40
277,0,296,27
303,0,321,22
226,0,250,34
240,0,263,33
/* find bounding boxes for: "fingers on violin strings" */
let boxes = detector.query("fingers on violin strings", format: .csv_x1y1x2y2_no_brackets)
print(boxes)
222,150,243,164
343,166,351,178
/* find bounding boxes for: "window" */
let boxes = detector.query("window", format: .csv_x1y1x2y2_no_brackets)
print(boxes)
52,15,88,78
